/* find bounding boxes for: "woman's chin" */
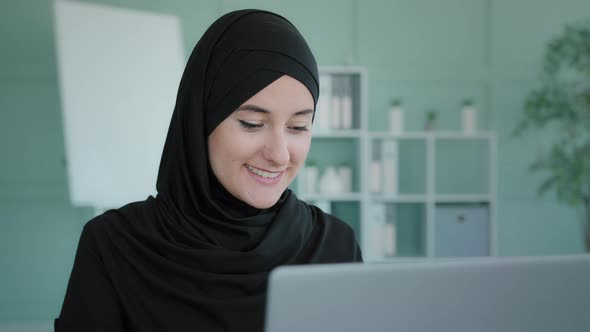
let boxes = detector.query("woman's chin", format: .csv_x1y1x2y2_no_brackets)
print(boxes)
242,192,283,210
248,198,278,210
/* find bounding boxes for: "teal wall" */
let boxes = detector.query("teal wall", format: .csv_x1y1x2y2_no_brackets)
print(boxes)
1,0,589,322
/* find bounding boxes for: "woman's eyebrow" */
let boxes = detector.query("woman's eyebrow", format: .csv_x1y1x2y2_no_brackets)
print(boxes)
293,109,314,116
236,104,314,116
236,104,270,114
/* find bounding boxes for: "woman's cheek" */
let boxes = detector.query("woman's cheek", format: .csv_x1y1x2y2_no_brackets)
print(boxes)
290,135,311,162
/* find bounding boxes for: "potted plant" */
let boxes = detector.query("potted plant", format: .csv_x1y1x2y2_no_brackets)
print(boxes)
513,19,590,252
389,98,404,133
304,160,319,194
424,109,438,131
461,98,477,133
391,98,402,107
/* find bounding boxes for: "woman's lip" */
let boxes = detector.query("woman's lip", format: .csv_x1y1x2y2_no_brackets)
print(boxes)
245,164,286,173
245,165,284,184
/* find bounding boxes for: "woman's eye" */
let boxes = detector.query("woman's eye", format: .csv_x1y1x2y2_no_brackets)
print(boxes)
291,126,309,132
239,120,263,129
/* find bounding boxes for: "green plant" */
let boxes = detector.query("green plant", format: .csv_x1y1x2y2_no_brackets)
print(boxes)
424,109,437,130
513,18,590,251
390,98,402,107
426,110,437,121
462,98,475,107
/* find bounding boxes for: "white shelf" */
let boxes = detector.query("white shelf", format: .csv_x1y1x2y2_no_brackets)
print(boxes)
435,194,492,203
369,194,491,203
301,193,362,202
369,131,495,140
370,194,428,203
312,130,362,138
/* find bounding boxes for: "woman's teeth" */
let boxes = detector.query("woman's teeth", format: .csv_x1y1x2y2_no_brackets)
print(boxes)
246,165,280,179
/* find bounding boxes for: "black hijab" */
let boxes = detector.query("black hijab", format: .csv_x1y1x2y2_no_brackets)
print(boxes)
56,9,362,332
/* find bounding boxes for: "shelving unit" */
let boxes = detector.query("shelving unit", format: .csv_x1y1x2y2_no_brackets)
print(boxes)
294,66,367,241
293,66,497,262
366,131,497,262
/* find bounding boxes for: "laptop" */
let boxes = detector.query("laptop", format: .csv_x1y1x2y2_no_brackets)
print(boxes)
265,255,590,332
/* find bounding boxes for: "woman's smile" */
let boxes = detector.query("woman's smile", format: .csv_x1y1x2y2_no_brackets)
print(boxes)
245,164,284,184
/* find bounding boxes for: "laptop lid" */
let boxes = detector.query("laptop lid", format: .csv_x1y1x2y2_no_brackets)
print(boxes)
265,255,590,332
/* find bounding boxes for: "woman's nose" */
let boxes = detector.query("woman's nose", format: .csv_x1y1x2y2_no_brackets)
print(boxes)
263,129,290,166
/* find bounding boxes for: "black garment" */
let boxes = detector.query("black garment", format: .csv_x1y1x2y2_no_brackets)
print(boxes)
55,9,362,332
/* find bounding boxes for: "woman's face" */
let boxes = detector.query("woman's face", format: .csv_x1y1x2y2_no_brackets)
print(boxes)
208,75,314,209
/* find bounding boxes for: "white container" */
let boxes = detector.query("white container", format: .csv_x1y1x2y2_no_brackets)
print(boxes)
383,159,397,194
382,139,397,156
319,166,343,195
388,106,404,134
382,140,398,194
315,74,332,132
462,105,477,133
341,95,353,129
315,96,330,131
368,203,386,259
383,223,397,256
338,164,352,193
370,160,382,193
304,166,319,194
331,95,341,129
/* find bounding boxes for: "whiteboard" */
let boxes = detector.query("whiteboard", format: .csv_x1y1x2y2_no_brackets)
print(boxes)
53,0,185,209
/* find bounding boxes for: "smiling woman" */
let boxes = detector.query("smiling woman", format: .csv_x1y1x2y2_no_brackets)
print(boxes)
208,75,314,209
54,8,362,332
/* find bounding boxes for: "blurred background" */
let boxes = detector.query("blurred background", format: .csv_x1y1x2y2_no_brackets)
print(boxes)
1,0,589,330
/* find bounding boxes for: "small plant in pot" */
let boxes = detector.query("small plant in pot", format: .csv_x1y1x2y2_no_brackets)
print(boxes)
424,109,438,131
389,98,404,133
391,98,402,108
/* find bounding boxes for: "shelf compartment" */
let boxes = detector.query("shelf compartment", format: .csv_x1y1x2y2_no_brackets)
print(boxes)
435,138,490,195
315,72,363,131
370,138,427,195
367,202,426,260
389,203,426,258
299,138,361,195
307,200,361,240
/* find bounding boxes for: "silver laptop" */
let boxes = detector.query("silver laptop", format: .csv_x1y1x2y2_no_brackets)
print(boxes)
265,255,590,332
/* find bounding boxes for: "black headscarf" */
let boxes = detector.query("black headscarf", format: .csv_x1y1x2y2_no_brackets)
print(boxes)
56,9,362,332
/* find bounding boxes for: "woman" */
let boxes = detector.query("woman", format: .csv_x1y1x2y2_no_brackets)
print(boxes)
55,9,362,332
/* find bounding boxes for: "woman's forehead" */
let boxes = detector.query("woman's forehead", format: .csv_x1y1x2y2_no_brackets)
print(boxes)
235,104,314,118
